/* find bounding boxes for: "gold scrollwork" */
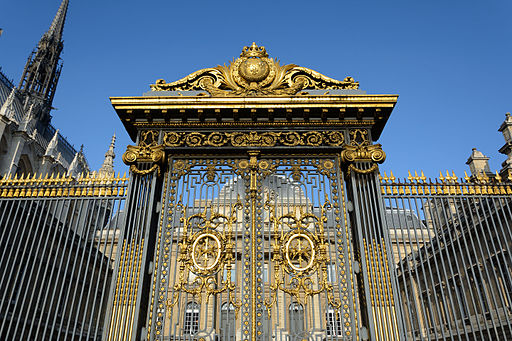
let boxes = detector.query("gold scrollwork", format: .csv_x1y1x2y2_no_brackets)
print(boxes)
150,43,359,97
122,130,165,176
263,199,342,315
340,129,386,175
166,200,243,316
162,131,345,148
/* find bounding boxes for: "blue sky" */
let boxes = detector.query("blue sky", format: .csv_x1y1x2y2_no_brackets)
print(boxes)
1,0,511,180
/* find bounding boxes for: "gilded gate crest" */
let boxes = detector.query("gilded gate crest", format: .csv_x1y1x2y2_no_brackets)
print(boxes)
150,42,359,96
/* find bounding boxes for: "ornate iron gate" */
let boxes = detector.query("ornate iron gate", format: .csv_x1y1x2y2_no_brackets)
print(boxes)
146,154,356,340
108,43,402,341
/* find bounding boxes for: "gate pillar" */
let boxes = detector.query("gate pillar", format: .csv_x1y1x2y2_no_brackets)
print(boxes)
341,129,405,340
104,130,165,341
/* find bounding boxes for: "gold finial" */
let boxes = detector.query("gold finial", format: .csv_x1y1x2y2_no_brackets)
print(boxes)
495,170,502,183
420,170,426,182
439,171,445,182
389,170,396,183
407,170,413,182
464,171,470,182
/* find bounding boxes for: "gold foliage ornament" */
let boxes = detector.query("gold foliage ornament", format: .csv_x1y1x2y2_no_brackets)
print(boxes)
122,130,165,176
263,198,342,315
166,200,243,316
340,129,386,175
150,42,359,97
163,130,345,148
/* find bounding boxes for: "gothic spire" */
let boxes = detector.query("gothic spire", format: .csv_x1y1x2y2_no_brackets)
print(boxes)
46,0,69,41
18,0,69,120
98,134,116,177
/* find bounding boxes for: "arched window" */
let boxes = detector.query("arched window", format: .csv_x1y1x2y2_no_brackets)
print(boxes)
184,302,200,335
289,302,304,337
220,302,236,340
326,306,342,336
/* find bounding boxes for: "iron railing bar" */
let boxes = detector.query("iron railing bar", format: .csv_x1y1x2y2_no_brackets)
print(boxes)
418,193,452,340
406,195,436,341
470,196,508,337
110,174,141,341
362,171,391,340
102,177,135,341
58,196,97,339
409,195,443,341
387,196,430,341
484,196,512,336
120,173,147,341
0,199,25,331
90,196,123,339
452,194,491,339
443,195,479,337
79,196,114,340
4,197,42,336
369,172,405,340
456,195,494,340
95,194,126,336
128,171,154,340
348,169,376,341
356,169,387,340
19,198,62,339
359,170,391,340
428,195,464,339
0,198,32,328
492,196,512,312
146,165,170,341
33,195,74,338
44,195,88,339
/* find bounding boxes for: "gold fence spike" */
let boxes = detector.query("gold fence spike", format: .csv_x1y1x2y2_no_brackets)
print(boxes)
407,170,413,182
495,171,502,183
389,170,396,183
420,170,426,182
464,171,470,182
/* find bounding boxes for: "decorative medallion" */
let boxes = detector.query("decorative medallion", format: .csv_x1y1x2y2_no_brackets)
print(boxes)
150,42,359,97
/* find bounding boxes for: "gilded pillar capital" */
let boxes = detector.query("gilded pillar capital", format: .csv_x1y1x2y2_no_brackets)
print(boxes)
340,129,386,175
122,130,165,176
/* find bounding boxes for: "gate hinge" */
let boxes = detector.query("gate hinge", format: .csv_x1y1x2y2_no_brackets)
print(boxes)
140,327,147,340
156,202,161,213
148,261,154,275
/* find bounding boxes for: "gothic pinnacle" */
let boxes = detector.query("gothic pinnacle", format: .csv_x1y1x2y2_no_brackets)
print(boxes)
98,134,116,177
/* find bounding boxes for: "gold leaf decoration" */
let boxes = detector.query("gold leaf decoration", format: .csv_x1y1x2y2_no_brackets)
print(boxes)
150,43,359,97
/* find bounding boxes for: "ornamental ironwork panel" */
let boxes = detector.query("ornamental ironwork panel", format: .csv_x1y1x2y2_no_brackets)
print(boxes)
381,174,512,340
145,155,356,341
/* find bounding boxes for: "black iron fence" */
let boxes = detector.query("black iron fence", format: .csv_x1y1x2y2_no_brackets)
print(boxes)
0,173,128,340
381,171,512,340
